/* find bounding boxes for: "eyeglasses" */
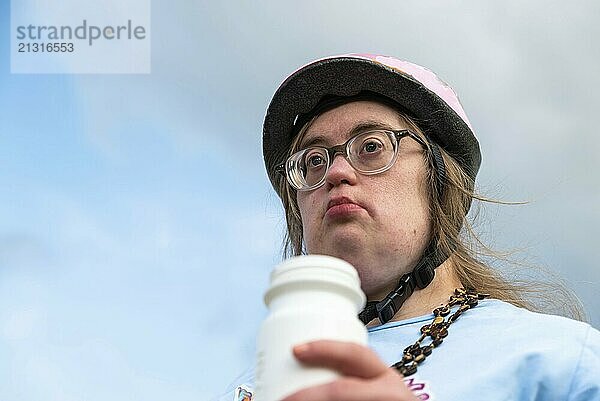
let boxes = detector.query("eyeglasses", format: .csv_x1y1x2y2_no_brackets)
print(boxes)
277,129,427,191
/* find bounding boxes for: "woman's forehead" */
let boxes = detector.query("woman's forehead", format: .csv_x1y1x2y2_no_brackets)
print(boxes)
301,100,408,146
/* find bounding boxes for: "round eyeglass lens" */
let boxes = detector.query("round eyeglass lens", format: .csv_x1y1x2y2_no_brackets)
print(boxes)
301,147,329,188
348,131,396,173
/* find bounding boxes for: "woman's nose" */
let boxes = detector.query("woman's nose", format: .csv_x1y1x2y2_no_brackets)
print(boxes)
325,154,358,188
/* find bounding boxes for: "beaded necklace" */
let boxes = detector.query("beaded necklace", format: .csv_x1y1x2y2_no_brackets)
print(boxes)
391,288,489,376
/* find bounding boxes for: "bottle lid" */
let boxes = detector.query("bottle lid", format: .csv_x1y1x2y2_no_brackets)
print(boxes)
264,255,366,309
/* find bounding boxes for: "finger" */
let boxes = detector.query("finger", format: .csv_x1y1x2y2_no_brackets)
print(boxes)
281,373,416,401
293,340,390,379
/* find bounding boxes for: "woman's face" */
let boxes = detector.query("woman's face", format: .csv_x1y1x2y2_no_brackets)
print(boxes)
296,100,432,299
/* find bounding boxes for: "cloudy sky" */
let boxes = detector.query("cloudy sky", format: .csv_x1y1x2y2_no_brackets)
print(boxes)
1,1,599,400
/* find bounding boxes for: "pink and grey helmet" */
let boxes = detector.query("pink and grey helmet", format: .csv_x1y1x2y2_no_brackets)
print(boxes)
262,53,481,195
262,54,482,324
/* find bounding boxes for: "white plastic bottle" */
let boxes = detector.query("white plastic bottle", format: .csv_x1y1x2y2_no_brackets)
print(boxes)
254,255,368,401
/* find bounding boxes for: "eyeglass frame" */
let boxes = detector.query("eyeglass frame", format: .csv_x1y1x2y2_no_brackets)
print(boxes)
276,129,429,191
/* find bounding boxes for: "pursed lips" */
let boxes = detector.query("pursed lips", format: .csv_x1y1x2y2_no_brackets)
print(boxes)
325,196,366,217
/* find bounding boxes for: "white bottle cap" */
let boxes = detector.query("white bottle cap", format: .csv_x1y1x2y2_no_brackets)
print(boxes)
264,255,366,310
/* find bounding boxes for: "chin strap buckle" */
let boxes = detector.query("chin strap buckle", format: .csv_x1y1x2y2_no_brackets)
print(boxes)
358,263,437,325
374,261,437,325
375,273,416,324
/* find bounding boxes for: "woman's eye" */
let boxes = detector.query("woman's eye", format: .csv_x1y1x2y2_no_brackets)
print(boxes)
306,154,325,168
362,140,383,154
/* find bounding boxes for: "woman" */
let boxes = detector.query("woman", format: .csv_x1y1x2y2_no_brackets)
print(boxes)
217,54,600,401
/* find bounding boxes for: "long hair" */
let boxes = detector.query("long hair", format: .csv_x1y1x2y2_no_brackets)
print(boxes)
275,109,587,321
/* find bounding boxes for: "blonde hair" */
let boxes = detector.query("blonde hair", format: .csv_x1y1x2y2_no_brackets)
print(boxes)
275,110,586,321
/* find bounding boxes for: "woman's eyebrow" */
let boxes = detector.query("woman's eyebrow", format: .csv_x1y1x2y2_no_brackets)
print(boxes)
299,121,397,149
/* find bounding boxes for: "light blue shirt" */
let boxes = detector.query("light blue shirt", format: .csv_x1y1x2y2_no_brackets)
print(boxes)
213,299,600,400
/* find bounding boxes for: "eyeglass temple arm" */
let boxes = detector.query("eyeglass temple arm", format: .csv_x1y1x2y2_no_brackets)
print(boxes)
393,130,427,147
